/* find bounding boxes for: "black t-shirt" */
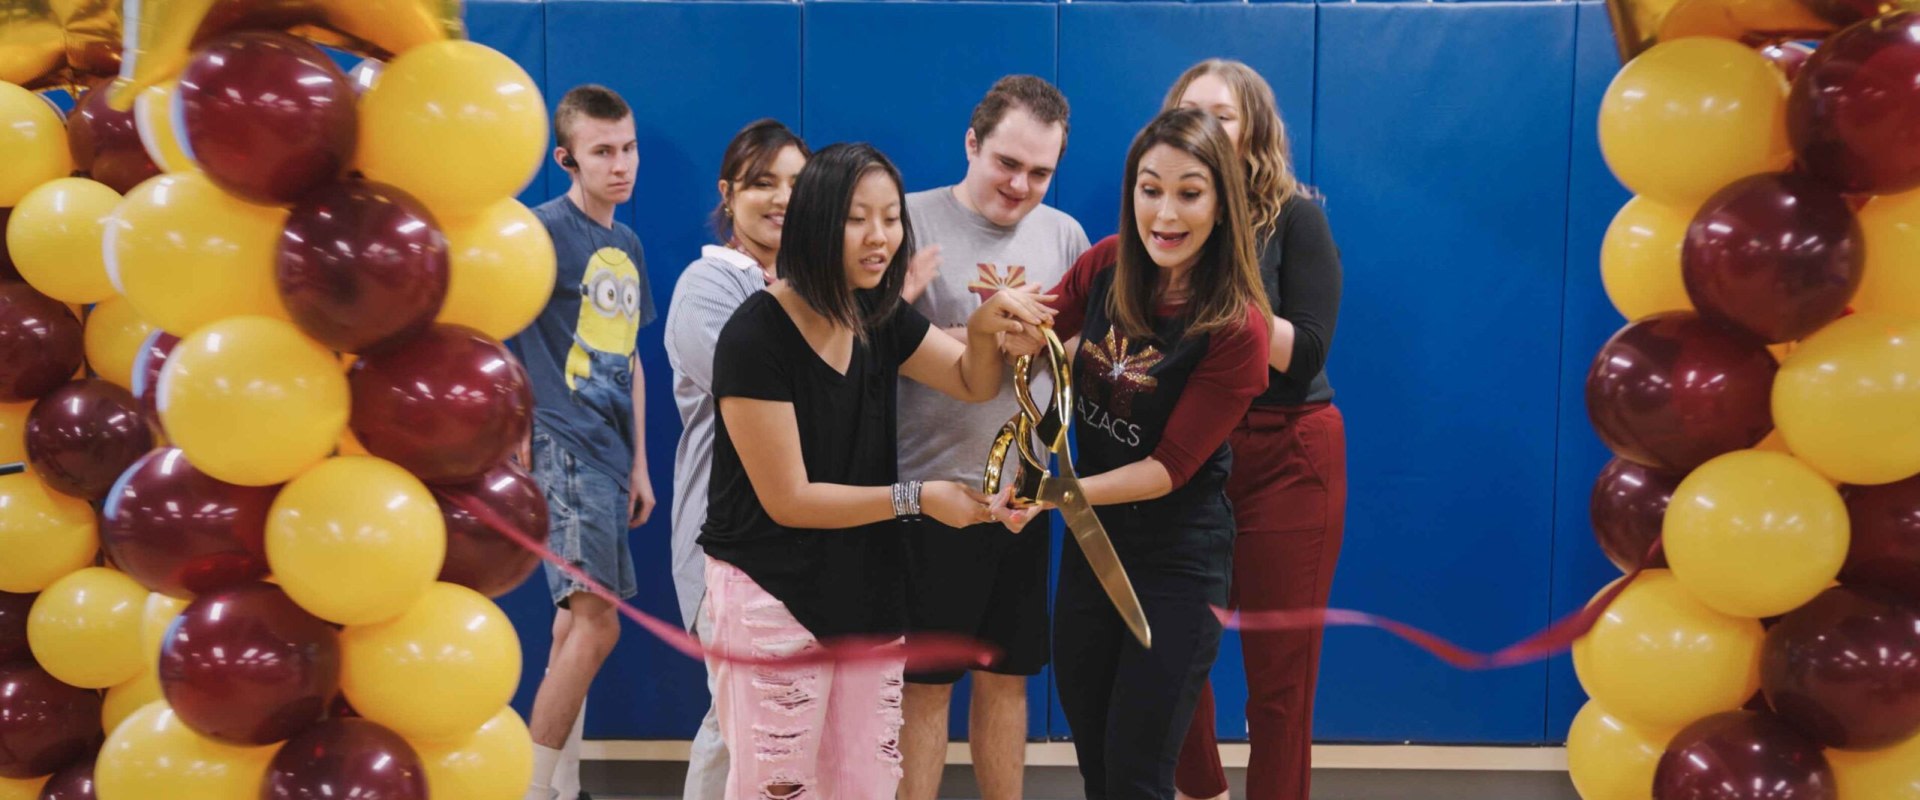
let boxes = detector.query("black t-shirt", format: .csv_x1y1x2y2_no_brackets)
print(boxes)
697,291,933,639
1255,195,1341,407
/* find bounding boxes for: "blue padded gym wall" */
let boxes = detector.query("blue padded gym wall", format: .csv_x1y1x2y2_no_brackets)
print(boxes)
472,0,1629,745
1547,0,1638,739
1312,0,1573,743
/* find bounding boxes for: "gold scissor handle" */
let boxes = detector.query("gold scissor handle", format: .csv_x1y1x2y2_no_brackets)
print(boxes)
984,327,1076,503
983,408,1046,503
1011,327,1072,453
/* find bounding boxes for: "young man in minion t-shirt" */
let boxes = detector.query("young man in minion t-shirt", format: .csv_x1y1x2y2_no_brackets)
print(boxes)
517,84,658,800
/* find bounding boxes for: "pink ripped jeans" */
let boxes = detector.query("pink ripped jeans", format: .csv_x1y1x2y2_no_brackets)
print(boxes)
705,557,906,800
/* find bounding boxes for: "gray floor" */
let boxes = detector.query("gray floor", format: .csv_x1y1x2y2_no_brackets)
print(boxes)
583,761,1583,799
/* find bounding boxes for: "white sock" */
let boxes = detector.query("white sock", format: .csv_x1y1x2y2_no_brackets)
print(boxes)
529,743,561,795
554,703,584,798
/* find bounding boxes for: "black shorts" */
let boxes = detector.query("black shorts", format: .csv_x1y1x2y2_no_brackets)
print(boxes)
903,517,1051,684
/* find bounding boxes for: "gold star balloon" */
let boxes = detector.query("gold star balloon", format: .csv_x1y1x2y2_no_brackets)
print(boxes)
0,0,122,92
110,0,463,105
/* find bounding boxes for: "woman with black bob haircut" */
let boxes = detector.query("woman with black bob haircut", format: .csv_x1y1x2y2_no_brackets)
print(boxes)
697,141,1054,799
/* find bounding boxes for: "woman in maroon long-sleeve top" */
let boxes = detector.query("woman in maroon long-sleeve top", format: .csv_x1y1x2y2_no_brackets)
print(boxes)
1163,60,1348,800
1006,107,1271,800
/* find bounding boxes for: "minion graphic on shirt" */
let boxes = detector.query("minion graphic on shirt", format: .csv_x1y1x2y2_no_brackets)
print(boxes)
566,246,643,391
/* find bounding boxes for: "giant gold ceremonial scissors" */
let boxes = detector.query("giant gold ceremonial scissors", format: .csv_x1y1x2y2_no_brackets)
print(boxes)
984,327,1151,648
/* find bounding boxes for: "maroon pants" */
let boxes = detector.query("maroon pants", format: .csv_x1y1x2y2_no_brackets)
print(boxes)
1173,403,1347,800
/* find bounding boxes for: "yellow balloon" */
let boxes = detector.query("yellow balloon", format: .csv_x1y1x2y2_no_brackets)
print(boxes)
1599,38,1791,207
417,706,535,800
1601,196,1697,321
1853,190,1920,319
84,296,158,391
1830,728,1920,799
6,177,123,304
338,426,371,457
104,667,165,735
358,41,548,219
106,172,289,337
341,582,520,742
438,198,558,339
0,776,48,800
158,316,348,486
133,81,196,175
94,701,277,800
1664,450,1848,617
0,401,29,464
0,472,98,593
331,354,369,458
266,456,446,625
141,592,189,674
1775,313,1920,485
28,567,150,689
1568,700,1678,800
0,81,73,207
1573,569,1763,730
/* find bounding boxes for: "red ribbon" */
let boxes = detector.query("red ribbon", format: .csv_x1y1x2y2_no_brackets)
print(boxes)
1216,540,1659,669
433,486,1002,670
441,484,1649,672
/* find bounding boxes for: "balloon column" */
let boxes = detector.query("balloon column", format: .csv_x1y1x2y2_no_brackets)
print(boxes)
1574,3,1920,798
1,3,557,798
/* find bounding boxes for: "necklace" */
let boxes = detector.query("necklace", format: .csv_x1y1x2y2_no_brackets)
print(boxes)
728,238,777,284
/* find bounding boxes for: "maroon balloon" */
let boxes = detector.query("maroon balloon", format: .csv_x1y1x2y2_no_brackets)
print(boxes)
158,582,340,746
1682,173,1862,344
128,329,178,439
0,284,83,403
1789,13,1920,194
177,31,356,204
37,757,95,800
0,591,32,664
100,448,275,598
24,380,153,500
1590,457,1680,572
0,662,103,779
1762,587,1920,750
1586,312,1778,472
0,209,20,283
275,181,448,354
1654,711,1835,799
261,719,428,800
1761,42,1817,82
1800,0,1889,25
1840,475,1920,606
434,461,550,597
349,325,532,484
66,84,160,195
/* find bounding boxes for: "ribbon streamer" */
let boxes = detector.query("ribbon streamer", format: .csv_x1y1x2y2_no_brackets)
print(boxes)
439,481,1653,673
1217,541,1659,670
432,485,1002,670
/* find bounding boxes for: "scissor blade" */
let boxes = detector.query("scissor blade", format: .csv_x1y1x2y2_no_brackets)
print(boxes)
1040,472,1152,649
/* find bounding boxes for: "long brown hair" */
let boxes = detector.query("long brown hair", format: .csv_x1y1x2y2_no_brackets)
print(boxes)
1109,108,1268,340
1162,59,1299,245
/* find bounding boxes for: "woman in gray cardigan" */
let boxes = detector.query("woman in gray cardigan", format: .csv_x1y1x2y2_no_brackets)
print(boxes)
664,118,809,800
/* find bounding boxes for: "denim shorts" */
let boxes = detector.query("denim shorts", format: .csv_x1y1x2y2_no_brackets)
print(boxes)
531,429,637,607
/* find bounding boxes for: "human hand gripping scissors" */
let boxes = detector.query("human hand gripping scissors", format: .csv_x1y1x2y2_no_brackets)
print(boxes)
983,327,1152,648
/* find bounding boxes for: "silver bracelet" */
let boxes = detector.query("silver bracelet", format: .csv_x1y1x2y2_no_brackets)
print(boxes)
892,480,924,518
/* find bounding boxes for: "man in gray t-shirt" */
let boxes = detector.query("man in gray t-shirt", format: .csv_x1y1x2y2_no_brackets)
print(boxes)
896,75,1090,800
